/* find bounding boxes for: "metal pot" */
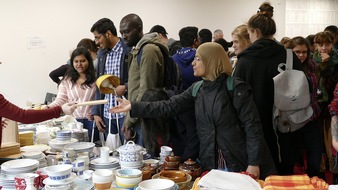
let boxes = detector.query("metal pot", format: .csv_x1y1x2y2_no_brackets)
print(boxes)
116,141,143,166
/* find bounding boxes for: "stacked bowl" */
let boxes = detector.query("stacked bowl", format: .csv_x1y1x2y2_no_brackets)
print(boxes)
43,164,77,190
49,130,78,152
115,169,142,189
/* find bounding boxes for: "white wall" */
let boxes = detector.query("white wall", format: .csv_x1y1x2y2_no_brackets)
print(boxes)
0,0,285,107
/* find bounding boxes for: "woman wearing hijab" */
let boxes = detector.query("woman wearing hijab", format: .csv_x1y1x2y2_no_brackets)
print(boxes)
110,42,276,179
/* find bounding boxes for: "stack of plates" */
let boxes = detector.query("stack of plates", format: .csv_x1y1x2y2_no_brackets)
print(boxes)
89,156,120,170
0,159,39,189
48,138,78,152
22,151,47,168
71,129,88,142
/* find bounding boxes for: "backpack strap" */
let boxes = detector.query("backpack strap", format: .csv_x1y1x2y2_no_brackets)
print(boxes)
137,43,147,65
192,80,203,97
191,76,234,97
277,49,293,73
285,49,293,70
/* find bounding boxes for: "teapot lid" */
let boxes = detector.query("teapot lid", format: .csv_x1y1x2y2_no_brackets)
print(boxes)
180,158,201,171
183,158,196,165
117,141,143,153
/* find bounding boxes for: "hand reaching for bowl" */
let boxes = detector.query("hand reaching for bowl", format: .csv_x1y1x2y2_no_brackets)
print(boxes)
110,98,131,113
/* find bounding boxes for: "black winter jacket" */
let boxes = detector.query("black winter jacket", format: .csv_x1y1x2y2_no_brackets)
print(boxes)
131,74,276,179
233,39,302,165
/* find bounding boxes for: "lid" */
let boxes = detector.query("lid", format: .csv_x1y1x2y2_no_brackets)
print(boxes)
181,158,200,170
117,141,143,153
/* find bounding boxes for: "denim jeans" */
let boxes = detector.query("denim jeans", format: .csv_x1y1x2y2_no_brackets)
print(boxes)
103,117,125,144
76,118,98,142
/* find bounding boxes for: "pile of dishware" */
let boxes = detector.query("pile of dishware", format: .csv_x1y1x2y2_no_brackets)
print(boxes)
49,130,78,152
92,169,114,190
63,142,95,155
0,159,39,189
89,147,120,170
35,129,50,145
159,146,172,165
43,164,77,190
117,141,144,169
115,168,143,189
22,151,47,168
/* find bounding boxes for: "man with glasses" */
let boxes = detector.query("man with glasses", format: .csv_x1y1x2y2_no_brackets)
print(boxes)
119,13,169,147
90,18,130,144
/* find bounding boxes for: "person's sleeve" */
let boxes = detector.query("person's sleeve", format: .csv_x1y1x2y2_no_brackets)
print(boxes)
48,80,68,107
130,87,195,118
231,83,263,166
329,83,338,116
49,64,70,84
0,94,62,124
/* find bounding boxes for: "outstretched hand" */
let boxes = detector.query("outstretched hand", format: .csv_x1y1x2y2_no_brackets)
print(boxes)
110,98,131,113
61,102,77,115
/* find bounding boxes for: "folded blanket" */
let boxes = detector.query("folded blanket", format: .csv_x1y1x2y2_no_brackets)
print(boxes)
263,174,328,190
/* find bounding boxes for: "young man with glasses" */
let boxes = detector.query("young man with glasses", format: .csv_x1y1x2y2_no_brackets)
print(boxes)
90,18,130,144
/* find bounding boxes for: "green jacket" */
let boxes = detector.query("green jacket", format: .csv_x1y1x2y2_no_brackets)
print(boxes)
124,32,169,127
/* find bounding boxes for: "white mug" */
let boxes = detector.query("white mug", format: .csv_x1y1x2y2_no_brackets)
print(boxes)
100,147,110,163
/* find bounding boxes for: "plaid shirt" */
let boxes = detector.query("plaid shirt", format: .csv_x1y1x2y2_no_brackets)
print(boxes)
307,60,321,120
103,39,123,119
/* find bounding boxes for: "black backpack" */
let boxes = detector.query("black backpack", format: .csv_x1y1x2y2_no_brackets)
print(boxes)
137,43,182,96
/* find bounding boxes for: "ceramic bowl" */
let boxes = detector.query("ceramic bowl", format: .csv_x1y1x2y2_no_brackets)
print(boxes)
115,175,142,188
138,179,174,190
92,169,114,184
159,170,186,183
64,142,95,154
143,159,159,168
49,138,78,152
115,169,142,178
44,164,73,181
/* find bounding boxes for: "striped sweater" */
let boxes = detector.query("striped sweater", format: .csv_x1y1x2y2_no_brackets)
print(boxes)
49,78,96,119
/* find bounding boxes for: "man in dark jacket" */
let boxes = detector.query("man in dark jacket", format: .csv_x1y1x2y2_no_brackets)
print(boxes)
90,18,130,143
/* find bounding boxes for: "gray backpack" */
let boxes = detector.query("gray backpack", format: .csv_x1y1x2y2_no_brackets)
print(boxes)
273,49,313,133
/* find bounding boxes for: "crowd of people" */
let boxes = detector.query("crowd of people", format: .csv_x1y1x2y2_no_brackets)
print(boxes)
2,1,338,183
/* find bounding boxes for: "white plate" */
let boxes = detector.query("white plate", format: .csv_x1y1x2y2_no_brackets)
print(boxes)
20,144,51,152
90,157,119,165
49,138,78,145
64,142,95,152
1,159,39,171
43,173,77,186
135,184,179,190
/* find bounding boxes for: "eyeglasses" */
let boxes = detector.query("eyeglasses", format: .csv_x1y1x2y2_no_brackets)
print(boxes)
294,51,307,55
94,34,103,41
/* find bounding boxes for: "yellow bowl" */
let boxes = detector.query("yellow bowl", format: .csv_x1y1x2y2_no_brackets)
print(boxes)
96,75,120,94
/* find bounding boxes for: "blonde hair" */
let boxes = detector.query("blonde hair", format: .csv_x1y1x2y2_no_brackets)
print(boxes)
232,24,250,46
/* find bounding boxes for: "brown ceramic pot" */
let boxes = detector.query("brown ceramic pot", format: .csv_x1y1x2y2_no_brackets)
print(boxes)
179,158,202,180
